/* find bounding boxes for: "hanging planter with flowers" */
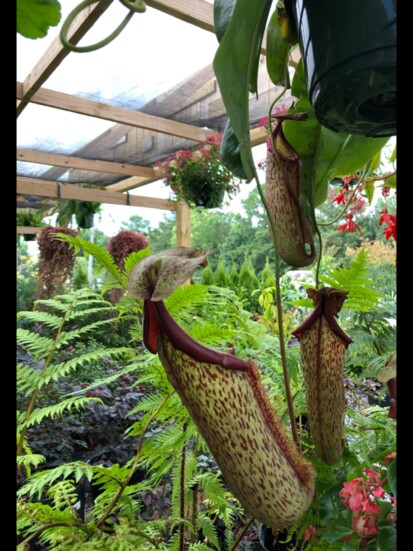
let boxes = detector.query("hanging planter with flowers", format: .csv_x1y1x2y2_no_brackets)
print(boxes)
155,135,242,209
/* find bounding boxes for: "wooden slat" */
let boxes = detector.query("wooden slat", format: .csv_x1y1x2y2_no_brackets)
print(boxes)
146,0,267,54
146,0,213,32
17,177,176,211
16,83,213,143
108,175,157,192
17,0,114,117
17,149,155,178
17,226,42,235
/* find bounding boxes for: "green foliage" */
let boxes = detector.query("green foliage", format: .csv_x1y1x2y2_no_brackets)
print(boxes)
228,263,239,289
17,0,61,39
200,264,213,285
320,249,383,312
237,257,260,312
260,257,275,288
72,256,89,289
213,259,229,287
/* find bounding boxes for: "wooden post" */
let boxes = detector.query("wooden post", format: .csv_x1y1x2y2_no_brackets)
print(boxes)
176,201,191,247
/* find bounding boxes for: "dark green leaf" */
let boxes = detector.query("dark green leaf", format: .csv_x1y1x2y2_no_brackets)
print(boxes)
319,492,339,525
213,0,273,181
220,119,249,180
365,181,375,205
378,526,397,549
17,0,61,39
323,525,353,544
266,10,290,87
387,460,396,498
343,543,358,551
214,0,237,43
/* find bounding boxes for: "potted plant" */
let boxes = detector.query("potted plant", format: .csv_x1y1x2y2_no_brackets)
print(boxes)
56,198,101,229
16,209,46,241
155,135,242,209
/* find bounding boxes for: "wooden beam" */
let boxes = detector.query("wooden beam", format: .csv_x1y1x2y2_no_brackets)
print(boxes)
146,0,213,32
176,200,191,247
17,0,114,117
17,226,42,235
16,83,213,143
17,149,155,178
146,0,267,54
17,177,176,211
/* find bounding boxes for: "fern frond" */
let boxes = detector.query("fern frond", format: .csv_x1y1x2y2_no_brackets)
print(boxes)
17,310,62,329
17,363,41,395
197,513,220,550
192,472,230,512
165,285,210,318
66,305,116,321
17,461,95,499
42,347,135,387
22,397,103,429
124,248,151,277
56,234,124,285
32,298,70,313
17,329,54,357
58,318,121,345
47,479,79,509
320,249,383,312
16,453,46,477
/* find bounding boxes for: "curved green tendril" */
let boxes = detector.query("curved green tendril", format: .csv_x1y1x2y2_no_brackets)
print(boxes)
119,0,146,12
60,0,145,53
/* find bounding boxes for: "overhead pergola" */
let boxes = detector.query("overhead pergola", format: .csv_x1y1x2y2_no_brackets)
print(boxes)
16,0,298,245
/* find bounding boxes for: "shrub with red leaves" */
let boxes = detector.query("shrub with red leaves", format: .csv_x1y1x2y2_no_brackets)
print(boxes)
37,226,78,299
107,230,150,271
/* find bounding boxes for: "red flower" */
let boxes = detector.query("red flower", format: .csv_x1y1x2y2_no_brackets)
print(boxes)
383,220,397,241
333,190,348,205
378,209,395,226
258,116,269,127
338,214,362,233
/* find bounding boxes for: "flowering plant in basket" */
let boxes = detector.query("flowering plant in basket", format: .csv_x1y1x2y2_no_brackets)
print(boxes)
155,135,242,209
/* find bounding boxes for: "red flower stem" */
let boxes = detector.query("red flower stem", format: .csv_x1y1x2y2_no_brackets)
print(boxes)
317,169,367,227
365,170,396,182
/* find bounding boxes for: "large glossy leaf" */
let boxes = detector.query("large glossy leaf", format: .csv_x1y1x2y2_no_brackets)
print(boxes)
213,0,273,182
221,120,249,180
284,60,389,207
214,0,237,43
266,9,290,87
17,0,61,39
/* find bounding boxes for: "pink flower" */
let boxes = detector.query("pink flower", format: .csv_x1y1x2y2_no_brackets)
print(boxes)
304,525,317,541
333,190,348,205
258,116,269,128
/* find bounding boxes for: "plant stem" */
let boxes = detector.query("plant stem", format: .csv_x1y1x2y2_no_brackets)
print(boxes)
19,522,91,546
229,517,254,551
96,391,174,529
254,171,300,450
315,226,323,289
179,422,189,551
17,294,79,457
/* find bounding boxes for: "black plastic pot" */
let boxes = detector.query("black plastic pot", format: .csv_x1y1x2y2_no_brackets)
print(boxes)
186,181,225,209
76,211,94,229
286,0,396,137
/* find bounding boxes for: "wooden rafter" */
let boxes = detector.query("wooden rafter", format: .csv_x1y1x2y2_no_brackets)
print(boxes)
17,0,114,117
17,149,155,179
17,226,42,235
146,0,213,33
16,83,214,143
17,177,176,211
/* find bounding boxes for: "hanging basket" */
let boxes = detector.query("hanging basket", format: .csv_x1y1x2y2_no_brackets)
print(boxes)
184,179,225,209
286,0,396,137
76,211,94,229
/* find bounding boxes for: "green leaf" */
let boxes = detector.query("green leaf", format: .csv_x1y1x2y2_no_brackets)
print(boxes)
370,150,382,172
385,174,396,188
378,526,397,549
365,180,375,205
322,511,353,543
390,144,397,163
387,460,396,498
17,0,61,39
124,247,151,277
266,10,290,87
319,492,339,525
378,500,393,521
213,0,273,181
214,0,236,43
220,119,249,180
